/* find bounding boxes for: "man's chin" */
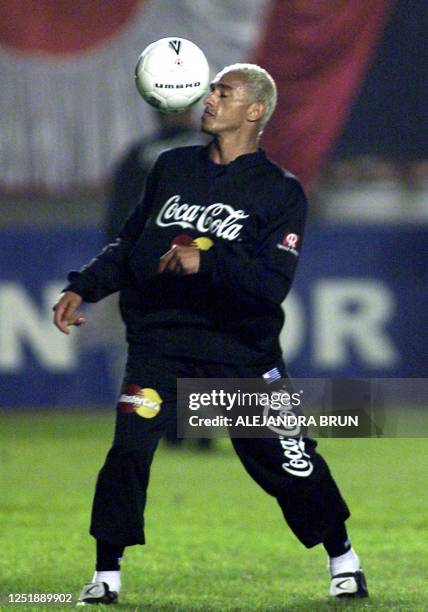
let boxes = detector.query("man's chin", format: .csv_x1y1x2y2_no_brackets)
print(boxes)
201,122,216,135
201,114,218,134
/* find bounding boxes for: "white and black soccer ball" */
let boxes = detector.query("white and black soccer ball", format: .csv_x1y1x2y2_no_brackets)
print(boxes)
135,37,210,113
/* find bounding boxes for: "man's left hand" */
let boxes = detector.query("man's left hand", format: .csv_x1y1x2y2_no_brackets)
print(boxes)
158,245,200,275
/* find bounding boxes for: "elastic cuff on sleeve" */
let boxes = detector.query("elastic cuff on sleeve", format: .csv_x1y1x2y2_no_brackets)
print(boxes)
64,272,94,302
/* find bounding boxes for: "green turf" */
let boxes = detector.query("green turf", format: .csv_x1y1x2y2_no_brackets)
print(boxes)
0,412,427,611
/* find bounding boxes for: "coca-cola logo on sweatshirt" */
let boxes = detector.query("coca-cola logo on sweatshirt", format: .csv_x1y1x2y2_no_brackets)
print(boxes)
155,195,249,241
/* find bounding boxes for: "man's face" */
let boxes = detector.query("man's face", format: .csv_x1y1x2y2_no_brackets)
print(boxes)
201,71,254,135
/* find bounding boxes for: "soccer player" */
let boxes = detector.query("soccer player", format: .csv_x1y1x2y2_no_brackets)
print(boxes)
53,64,368,604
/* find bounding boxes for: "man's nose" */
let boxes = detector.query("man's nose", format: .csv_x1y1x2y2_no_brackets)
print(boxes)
203,90,215,107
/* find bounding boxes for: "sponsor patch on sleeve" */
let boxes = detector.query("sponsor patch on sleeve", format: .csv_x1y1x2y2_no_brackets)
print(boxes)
276,230,300,256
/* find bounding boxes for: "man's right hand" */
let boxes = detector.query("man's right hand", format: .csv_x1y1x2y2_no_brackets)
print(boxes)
53,291,86,335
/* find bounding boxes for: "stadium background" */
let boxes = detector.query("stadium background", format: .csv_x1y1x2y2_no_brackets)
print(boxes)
0,2,427,609
0,0,426,406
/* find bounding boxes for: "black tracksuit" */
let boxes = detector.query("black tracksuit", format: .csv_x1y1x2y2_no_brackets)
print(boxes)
66,145,349,548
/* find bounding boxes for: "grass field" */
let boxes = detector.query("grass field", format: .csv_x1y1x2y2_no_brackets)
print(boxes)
0,411,427,611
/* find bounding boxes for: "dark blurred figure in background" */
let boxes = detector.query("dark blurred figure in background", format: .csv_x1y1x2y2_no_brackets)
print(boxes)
106,109,206,241
105,109,211,449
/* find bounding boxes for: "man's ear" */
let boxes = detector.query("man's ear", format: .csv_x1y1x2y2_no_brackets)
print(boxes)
247,101,265,123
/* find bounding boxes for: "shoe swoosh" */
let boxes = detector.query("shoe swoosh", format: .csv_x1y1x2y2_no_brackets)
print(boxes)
336,579,353,590
87,585,102,595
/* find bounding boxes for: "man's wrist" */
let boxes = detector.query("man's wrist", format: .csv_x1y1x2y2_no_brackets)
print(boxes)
64,272,90,301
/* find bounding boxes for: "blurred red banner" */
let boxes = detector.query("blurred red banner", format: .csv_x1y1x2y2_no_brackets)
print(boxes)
254,0,395,188
0,0,141,54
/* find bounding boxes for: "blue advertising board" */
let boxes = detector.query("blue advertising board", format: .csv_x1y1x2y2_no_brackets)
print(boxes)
282,226,428,378
0,226,426,407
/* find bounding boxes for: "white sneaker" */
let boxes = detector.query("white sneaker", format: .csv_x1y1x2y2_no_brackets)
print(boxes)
329,570,369,598
76,581,118,605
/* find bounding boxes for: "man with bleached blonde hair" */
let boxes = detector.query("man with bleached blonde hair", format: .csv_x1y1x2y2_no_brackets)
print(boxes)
55,63,367,605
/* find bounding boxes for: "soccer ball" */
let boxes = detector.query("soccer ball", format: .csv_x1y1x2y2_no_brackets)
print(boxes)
135,37,210,113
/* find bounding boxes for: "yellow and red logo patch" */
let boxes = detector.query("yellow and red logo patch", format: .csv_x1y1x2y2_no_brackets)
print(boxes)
117,384,162,418
171,234,213,251
192,236,213,251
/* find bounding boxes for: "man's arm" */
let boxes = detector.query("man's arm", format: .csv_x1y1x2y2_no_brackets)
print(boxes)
64,155,163,303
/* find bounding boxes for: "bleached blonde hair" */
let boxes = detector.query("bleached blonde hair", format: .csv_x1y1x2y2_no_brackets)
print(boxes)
214,63,277,130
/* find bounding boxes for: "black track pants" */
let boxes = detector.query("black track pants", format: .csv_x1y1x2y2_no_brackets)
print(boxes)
90,356,350,548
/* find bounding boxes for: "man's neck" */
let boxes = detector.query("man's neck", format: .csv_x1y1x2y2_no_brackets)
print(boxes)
208,133,259,165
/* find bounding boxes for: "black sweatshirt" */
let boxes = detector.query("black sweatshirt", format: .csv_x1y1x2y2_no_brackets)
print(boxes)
66,145,307,366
